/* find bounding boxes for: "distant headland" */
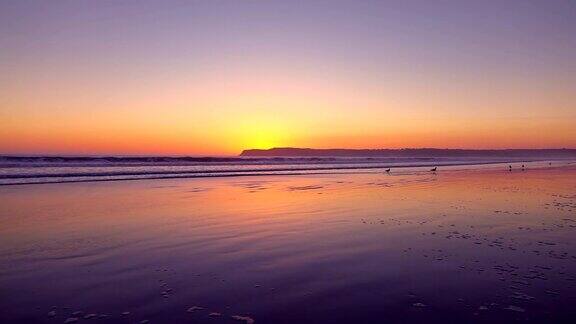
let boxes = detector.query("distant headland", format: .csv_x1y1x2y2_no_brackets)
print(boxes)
240,147,576,158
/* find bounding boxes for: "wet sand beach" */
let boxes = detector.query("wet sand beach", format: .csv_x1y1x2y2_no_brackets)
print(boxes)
1,164,576,323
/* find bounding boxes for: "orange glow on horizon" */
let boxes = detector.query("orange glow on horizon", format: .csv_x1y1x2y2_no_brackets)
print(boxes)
1,115,575,156
2,1,575,156
2,62,575,156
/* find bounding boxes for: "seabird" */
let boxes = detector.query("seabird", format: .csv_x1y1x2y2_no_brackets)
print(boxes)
430,167,437,172
385,168,391,173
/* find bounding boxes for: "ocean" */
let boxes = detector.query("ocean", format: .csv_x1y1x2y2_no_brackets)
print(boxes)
0,155,571,185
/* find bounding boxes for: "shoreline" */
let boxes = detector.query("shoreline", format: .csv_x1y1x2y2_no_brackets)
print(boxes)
2,163,576,323
1,159,574,186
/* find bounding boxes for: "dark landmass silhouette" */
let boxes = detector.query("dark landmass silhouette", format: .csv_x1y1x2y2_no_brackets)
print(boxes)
240,147,576,158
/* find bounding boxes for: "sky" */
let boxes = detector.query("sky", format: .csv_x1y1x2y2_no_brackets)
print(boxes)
1,0,575,156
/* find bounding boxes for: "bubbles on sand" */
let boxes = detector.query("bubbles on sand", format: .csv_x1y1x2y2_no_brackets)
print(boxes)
187,306,204,312
232,315,256,324
183,305,255,323
505,305,526,312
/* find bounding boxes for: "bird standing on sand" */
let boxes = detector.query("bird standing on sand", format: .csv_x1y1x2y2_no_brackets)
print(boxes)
385,168,391,173
430,167,437,172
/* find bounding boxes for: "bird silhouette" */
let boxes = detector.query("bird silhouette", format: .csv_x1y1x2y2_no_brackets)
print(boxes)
430,167,437,172
385,168,391,173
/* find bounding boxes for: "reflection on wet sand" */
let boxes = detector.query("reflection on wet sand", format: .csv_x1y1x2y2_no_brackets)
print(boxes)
1,166,576,323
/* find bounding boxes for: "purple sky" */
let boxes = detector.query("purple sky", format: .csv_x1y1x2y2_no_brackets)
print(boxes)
1,0,575,154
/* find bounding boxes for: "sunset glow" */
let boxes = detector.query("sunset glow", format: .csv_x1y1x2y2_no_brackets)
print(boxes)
1,1,575,155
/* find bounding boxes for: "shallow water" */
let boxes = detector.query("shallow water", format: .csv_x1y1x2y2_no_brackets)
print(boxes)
0,156,568,185
1,166,576,323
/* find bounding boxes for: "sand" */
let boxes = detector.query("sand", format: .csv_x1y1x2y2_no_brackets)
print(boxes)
1,164,576,323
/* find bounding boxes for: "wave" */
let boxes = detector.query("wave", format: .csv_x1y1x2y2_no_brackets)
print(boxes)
1,156,573,185
0,156,440,168
0,161,503,179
